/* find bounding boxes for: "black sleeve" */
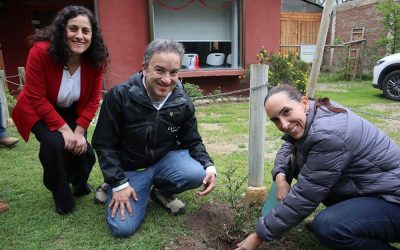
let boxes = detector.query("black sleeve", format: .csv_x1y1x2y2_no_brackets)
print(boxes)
178,102,214,168
92,88,128,188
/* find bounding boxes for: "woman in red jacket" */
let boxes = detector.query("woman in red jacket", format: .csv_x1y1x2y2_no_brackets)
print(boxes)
12,5,109,215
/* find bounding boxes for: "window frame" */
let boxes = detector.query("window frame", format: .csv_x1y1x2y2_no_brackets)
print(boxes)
147,0,245,74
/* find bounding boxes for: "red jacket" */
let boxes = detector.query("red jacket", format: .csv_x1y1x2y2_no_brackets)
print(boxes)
12,41,103,141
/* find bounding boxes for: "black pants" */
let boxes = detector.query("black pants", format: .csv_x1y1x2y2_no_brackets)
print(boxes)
31,106,95,212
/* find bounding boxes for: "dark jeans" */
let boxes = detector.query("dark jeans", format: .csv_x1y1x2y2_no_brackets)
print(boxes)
312,196,400,250
282,154,400,249
31,106,95,212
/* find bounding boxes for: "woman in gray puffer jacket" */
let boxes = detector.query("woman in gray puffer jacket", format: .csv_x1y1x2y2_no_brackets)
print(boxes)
236,84,400,250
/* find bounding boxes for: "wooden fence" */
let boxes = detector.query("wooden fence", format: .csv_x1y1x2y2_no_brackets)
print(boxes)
280,12,322,56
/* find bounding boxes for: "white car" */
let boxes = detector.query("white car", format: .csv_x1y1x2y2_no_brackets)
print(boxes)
372,53,400,101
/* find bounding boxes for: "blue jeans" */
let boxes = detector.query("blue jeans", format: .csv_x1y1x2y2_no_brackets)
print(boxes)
106,149,205,237
312,197,400,249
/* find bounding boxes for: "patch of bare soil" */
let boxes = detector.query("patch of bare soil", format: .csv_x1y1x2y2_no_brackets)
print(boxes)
168,202,300,250
167,202,235,250
316,84,348,92
206,144,244,155
201,123,222,131
366,103,400,129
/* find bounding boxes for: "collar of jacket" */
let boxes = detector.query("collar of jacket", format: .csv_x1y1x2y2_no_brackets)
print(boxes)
127,71,188,109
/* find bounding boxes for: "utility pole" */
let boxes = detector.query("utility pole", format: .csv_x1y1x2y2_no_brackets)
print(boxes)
306,0,334,98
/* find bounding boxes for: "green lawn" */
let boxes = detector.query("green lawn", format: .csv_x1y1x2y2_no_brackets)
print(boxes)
0,79,399,249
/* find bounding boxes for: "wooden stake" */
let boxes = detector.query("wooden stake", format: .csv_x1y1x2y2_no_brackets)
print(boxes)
306,0,334,98
246,64,268,202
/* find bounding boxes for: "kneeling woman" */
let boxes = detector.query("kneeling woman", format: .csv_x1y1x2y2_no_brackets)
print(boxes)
12,6,109,214
236,84,400,249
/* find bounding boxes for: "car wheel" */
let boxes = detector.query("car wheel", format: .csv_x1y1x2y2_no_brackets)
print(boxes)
382,70,400,101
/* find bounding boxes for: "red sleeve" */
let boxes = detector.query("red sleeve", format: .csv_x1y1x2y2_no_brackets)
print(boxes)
24,42,66,131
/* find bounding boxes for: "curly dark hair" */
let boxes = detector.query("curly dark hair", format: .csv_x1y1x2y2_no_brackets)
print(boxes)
28,5,110,70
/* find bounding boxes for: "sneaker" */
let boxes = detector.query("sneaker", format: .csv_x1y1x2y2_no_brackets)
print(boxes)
0,136,19,148
0,200,9,214
150,188,185,215
94,182,109,205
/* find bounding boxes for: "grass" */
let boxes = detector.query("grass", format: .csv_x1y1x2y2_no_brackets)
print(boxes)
0,76,399,249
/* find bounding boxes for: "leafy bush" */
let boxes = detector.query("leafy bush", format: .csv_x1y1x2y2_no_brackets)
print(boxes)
183,82,203,98
267,52,310,94
4,90,16,113
376,0,400,54
243,47,310,94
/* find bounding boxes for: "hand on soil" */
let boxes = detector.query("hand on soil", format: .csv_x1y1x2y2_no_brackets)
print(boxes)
235,232,263,250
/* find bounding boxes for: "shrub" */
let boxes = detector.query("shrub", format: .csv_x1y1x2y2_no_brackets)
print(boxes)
243,47,310,94
4,90,16,114
267,52,310,94
183,82,203,98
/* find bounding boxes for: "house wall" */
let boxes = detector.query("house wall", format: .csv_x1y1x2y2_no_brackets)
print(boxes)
0,0,281,95
0,1,41,93
245,0,281,64
98,0,281,94
97,0,149,90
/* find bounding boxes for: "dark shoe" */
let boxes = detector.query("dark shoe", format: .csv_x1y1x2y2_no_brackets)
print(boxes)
52,195,74,215
0,136,19,148
94,182,109,205
55,206,73,215
73,183,93,197
150,188,185,215
0,200,9,214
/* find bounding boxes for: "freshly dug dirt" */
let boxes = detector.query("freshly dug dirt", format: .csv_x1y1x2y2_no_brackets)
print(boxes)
168,202,300,250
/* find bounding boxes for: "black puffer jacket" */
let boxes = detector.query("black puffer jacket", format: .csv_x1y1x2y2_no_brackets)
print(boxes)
92,72,214,188
256,100,400,242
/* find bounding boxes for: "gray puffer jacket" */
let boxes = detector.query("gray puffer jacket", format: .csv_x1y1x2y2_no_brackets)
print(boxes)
256,100,400,241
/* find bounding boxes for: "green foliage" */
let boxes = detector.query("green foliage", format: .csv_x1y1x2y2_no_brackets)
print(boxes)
221,165,247,210
211,86,222,99
5,90,16,113
245,48,310,94
376,0,400,54
267,52,310,94
183,82,203,98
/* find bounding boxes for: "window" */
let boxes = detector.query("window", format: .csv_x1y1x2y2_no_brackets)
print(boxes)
149,0,241,70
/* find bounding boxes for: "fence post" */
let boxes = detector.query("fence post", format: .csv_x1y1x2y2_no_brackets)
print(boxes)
306,0,334,98
246,64,268,203
18,67,25,87
0,70,9,128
